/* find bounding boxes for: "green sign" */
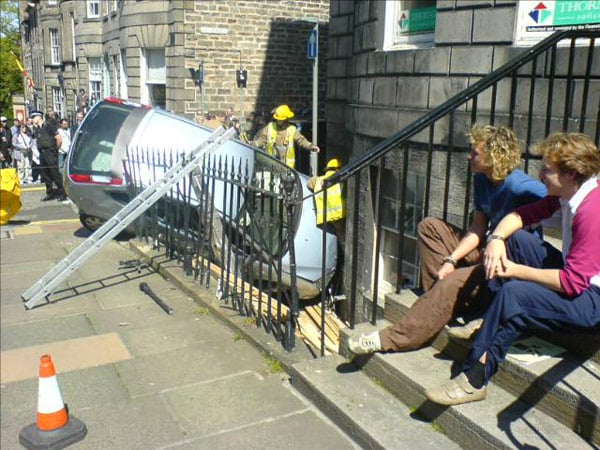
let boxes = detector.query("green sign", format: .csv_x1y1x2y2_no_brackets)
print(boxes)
399,7,436,33
553,0,600,26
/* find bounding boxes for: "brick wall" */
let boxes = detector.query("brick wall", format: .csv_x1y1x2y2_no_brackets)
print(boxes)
183,0,330,120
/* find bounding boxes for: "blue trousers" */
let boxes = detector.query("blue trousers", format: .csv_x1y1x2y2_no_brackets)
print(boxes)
463,230,600,384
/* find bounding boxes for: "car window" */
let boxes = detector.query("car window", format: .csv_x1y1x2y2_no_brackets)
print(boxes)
70,102,134,175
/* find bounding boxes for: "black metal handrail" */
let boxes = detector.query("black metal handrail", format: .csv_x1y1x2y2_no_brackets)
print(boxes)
329,29,599,185
319,29,599,335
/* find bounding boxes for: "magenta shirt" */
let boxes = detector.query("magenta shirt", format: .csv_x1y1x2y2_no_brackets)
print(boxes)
516,180,600,297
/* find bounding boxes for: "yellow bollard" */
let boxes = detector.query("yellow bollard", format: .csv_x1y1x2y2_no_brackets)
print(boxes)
0,168,22,225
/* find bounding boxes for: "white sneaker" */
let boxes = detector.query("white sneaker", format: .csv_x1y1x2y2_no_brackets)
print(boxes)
347,331,382,355
448,318,483,340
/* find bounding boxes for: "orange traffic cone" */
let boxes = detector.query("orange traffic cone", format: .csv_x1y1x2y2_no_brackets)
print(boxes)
19,355,87,450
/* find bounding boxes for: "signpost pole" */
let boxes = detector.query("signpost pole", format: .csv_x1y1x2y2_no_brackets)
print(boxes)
309,23,318,177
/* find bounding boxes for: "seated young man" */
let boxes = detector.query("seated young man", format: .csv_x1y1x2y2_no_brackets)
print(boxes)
425,132,600,406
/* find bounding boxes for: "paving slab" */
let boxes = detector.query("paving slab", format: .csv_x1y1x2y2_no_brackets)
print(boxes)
0,314,94,351
161,372,306,436
114,342,269,398
169,409,358,450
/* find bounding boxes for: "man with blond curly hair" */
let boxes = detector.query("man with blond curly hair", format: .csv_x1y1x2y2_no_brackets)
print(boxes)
426,132,600,406
347,125,547,355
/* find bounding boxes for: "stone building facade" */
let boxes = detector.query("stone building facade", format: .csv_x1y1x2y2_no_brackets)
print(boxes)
18,0,329,127
326,0,599,319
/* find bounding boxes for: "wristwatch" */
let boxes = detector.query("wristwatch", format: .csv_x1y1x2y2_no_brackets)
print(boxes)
442,256,458,267
486,234,505,244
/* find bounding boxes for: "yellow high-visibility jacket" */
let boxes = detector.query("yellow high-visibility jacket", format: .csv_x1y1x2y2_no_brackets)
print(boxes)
314,169,345,225
266,122,296,168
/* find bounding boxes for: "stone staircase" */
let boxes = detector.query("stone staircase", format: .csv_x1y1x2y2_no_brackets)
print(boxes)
323,289,599,449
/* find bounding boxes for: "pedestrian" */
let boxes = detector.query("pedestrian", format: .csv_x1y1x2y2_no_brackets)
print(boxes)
77,89,89,114
30,111,68,202
11,117,21,138
71,111,84,137
425,132,600,406
346,125,547,355
11,123,34,183
0,116,13,169
252,104,319,170
57,118,72,173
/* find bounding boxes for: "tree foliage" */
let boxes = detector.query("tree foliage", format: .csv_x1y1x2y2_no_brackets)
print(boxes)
0,0,24,119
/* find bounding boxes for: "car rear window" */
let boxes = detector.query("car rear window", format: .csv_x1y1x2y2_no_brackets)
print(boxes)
70,102,134,175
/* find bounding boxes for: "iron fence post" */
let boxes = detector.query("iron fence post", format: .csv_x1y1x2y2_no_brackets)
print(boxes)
283,171,298,351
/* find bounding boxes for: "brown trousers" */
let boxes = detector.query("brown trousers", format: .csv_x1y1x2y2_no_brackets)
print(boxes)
379,217,487,352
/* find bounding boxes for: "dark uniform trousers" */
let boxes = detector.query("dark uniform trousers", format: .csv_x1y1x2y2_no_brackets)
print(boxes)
36,124,64,196
462,230,599,384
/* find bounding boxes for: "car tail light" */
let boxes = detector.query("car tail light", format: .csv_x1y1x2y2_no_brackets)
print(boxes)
69,173,123,185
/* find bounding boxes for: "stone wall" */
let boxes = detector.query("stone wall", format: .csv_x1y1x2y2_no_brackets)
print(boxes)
21,0,330,126
327,0,599,320
183,0,330,119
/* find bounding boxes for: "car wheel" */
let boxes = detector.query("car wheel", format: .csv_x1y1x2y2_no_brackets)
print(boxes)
80,214,105,231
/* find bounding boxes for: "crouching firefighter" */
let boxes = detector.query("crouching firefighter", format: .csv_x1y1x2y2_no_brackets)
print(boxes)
307,158,346,243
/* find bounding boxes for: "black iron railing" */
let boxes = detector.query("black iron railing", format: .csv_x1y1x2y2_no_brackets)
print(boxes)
123,148,301,350
323,30,599,329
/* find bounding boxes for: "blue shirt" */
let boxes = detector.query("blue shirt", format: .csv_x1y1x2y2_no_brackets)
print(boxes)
474,169,547,231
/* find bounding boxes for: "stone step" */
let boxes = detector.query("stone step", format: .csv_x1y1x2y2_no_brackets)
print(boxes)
289,354,462,450
340,324,596,449
382,290,600,445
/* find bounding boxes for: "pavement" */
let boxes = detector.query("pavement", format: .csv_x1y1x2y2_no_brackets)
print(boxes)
0,185,359,449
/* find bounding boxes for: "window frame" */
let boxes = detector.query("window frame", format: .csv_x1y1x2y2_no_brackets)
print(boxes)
49,28,61,65
52,86,64,119
377,167,426,293
383,0,437,51
87,0,100,19
88,57,102,105
141,48,166,109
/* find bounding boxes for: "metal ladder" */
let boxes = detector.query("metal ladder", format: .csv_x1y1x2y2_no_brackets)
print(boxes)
22,126,236,310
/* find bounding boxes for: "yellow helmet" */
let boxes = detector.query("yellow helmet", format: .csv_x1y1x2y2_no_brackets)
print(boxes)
273,104,295,121
325,158,342,170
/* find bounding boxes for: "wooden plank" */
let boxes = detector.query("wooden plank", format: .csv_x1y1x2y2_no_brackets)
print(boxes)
192,258,347,354
303,305,340,345
193,258,288,319
297,312,336,355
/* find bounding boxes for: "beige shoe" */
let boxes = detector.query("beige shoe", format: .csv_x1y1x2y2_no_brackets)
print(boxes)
425,372,487,406
346,331,382,355
447,318,483,340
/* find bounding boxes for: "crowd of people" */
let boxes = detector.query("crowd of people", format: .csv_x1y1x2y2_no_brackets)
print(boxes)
0,108,85,203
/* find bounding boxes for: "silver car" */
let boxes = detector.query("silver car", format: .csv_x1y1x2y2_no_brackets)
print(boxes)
64,98,337,299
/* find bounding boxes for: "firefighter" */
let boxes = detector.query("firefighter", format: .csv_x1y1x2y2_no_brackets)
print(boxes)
252,104,319,169
307,158,345,242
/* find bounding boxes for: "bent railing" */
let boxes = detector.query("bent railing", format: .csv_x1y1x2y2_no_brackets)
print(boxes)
124,148,302,350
